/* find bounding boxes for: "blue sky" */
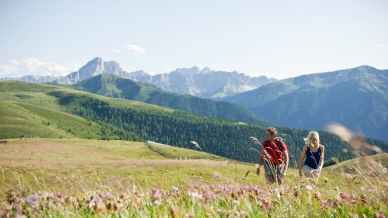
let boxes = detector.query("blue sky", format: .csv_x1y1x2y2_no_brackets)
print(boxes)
0,0,387,78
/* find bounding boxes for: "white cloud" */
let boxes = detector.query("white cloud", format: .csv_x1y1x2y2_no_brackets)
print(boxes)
127,44,146,55
376,41,387,47
112,49,121,54
0,58,69,78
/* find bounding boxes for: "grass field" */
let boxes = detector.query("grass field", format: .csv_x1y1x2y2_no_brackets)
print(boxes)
0,139,255,197
0,138,387,217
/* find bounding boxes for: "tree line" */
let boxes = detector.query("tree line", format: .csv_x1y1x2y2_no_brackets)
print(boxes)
50,91,355,164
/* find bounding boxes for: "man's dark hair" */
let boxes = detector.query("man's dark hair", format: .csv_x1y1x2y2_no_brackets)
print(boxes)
266,127,278,136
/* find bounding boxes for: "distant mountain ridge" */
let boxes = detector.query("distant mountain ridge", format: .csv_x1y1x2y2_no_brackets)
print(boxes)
0,75,58,83
225,65,388,141
0,57,274,98
126,66,275,98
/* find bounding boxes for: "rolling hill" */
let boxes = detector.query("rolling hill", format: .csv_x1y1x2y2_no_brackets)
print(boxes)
226,65,388,141
0,80,369,164
74,74,261,124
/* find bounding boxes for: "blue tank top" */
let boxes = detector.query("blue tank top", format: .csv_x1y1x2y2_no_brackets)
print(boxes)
304,146,321,169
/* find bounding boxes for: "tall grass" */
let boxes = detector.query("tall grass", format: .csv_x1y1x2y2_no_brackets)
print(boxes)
1,157,387,218
1,136,387,217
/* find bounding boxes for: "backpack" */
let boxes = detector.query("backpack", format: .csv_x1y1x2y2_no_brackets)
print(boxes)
263,137,286,165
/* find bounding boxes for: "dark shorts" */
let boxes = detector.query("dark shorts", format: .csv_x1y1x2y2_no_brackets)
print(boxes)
263,160,285,184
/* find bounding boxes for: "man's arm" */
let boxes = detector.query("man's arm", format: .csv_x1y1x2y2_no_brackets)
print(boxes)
280,140,289,174
256,144,265,175
258,144,265,165
283,148,289,173
249,137,263,176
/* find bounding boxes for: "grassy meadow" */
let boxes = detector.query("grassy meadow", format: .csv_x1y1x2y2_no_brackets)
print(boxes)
0,138,387,217
0,81,174,140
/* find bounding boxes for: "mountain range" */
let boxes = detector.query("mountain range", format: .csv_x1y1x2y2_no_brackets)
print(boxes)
126,67,275,98
0,75,58,83
0,57,273,99
225,65,388,141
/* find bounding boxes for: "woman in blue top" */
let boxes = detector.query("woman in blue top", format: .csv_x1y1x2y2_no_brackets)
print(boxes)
298,131,325,179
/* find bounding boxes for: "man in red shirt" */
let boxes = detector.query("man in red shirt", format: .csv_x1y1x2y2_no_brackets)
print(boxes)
251,127,289,185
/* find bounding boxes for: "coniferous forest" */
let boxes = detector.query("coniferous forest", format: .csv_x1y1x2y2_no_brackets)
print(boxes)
49,90,358,164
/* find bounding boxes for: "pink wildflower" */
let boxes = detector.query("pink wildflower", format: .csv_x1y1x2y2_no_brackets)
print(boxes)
25,193,39,208
151,189,162,205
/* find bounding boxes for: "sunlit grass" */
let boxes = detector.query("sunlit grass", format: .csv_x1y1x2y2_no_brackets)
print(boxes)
0,139,387,217
0,139,260,196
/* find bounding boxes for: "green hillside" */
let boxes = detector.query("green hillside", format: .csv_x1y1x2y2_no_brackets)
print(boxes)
75,74,262,125
0,80,377,164
0,83,105,139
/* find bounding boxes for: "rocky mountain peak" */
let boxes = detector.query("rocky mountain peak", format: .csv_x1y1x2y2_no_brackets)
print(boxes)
61,57,127,83
103,61,123,75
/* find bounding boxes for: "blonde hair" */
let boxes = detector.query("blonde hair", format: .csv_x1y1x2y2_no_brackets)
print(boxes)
304,131,320,147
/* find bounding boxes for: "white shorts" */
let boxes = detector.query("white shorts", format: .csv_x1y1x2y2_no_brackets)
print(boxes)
303,165,320,178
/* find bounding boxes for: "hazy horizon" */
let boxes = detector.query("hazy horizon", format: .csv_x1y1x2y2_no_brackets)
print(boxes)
1,0,388,79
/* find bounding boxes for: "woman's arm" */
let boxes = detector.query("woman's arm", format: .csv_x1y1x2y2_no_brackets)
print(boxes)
298,145,307,176
318,145,325,170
